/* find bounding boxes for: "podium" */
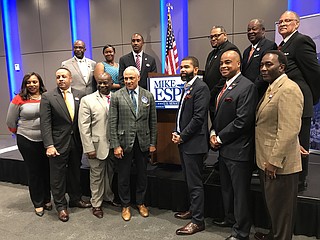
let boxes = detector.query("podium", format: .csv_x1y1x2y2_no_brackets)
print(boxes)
148,73,181,165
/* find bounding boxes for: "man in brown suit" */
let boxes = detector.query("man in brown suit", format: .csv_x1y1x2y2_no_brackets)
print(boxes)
255,50,304,240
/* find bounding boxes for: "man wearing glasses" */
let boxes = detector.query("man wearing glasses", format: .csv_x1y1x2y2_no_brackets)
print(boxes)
277,11,320,192
204,26,240,98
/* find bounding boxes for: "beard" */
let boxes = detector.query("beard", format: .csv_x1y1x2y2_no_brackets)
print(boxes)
180,72,194,82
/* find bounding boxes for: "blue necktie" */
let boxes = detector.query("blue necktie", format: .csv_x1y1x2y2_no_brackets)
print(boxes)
130,90,137,113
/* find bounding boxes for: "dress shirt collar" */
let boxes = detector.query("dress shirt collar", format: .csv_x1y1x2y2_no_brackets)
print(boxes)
74,56,86,63
60,87,72,94
283,30,297,43
133,50,143,58
226,72,241,88
184,75,197,89
269,73,286,91
128,86,140,95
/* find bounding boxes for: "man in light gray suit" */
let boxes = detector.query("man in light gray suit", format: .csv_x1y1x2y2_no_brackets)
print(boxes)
62,40,96,95
78,73,117,219
109,66,157,221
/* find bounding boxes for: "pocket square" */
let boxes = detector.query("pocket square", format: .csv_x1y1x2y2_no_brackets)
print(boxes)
75,97,80,101
224,97,233,102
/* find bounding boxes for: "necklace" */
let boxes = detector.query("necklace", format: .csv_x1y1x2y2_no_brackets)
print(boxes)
29,94,41,100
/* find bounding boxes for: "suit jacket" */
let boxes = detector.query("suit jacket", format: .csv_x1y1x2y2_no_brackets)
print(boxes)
78,90,110,160
176,77,210,154
204,41,240,96
40,87,85,154
280,31,320,117
211,74,258,161
109,87,157,153
62,57,97,95
118,52,157,90
242,38,277,98
255,74,303,174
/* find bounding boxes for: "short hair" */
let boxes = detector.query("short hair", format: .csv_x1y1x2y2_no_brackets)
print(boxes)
97,72,112,80
74,40,86,48
264,50,288,69
19,72,47,100
131,33,144,42
56,67,72,77
102,44,115,54
249,19,265,30
181,56,199,68
211,25,227,33
285,11,300,22
124,66,140,77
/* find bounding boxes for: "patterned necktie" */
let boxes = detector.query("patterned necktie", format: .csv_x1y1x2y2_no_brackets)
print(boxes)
130,90,137,113
247,46,255,62
106,95,110,105
135,54,141,71
216,84,227,109
63,90,74,121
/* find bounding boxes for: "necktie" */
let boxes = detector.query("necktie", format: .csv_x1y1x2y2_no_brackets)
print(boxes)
136,55,141,71
263,86,272,102
278,41,285,50
216,84,227,109
63,90,74,121
247,46,255,62
130,90,137,113
106,95,111,105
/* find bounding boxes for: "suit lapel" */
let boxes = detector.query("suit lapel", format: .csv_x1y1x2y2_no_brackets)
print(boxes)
71,58,86,83
122,88,136,116
216,77,240,111
54,88,71,121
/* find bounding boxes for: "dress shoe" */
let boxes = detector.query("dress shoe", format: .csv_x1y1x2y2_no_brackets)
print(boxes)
176,221,205,235
174,211,192,220
35,207,44,217
58,209,69,222
254,232,272,240
212,219,235,228
226,236,249,240
137,204,149,217
92,207,103,218
122,207,131,221
69,200,92,208
44,202,53,211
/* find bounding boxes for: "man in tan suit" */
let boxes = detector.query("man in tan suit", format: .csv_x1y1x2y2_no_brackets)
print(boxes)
78,73,116,219
255,50,304,240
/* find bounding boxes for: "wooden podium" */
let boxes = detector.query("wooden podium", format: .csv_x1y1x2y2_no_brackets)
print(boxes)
148,73,181,165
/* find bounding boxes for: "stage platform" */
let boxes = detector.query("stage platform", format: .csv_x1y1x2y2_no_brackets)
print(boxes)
0,134,319,238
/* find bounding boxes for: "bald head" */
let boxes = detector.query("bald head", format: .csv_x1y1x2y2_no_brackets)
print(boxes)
73,40,86,59
220,50,241,79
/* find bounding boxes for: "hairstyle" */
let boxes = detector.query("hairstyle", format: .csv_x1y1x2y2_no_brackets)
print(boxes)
102,44,116,54
250,19,265,30
181,56,199,68
124,66,140,77
97,72,112,80
264,50,288,70
131,33,144,42
285,11,300,22
56,67,72,77
211,25,227,33
73,40,86,48
19,72,47,100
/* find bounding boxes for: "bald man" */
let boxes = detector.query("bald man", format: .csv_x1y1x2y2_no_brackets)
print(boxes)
210,51,258,240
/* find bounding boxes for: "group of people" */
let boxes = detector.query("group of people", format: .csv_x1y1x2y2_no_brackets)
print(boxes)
5,10,320,240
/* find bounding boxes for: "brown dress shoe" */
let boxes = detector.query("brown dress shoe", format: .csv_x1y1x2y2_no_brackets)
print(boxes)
58,209,69,222
174,211,192,220
69,200,92,208
137,204,149,217
92,207,103,218
176,221,205,235
122,207,131,221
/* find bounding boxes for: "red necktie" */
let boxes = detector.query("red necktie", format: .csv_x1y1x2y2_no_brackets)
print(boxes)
106,95,110,104
136,55,141,71
216,84,227,109
278,41,285,51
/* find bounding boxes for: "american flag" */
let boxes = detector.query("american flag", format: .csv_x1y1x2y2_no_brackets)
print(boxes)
165,10,179,75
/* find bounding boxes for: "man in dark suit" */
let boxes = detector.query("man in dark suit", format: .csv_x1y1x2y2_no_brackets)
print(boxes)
210,50,258,240
118,33,157,89
278,11,320,188
109,66,157,221
242,19,277,99
204,26,240,97
172,56,210,236
40,67,91,222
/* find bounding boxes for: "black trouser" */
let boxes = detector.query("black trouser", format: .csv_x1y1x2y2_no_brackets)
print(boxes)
299,117,311,181
17,134,51,208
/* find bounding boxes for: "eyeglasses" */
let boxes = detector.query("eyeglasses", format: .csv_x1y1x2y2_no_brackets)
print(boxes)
278,19,298,25
208,33,225,39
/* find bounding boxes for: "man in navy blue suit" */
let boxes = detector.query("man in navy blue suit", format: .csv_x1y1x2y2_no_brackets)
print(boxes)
172,56,210,236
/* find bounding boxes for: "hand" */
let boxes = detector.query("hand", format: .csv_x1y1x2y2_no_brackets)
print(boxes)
46,146,60,158
263,162,277,179
149,146,156,153
210,135,221,150
300,145,309,158
87,151,96,159
114,146,124,159
172,132,182,144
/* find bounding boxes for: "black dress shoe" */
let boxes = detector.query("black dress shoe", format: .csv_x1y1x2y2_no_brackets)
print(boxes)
254,232,272,240
92,207,103,218
174,211,192,220
176,221,205,235
44,203,53,211
35,207,44,217
58,209,69,222
69,200,92,208
212,220,235,227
